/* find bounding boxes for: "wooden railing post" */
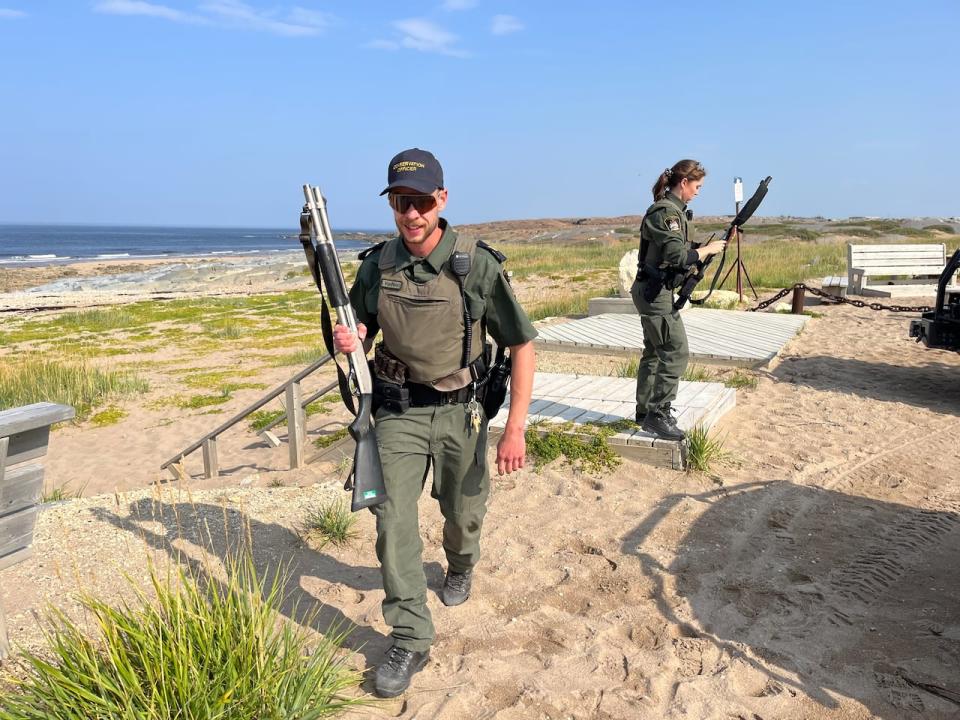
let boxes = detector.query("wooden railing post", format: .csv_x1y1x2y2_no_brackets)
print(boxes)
286,381,305,469
202,437,219,479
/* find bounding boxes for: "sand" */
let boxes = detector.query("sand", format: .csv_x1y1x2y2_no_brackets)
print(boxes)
1,257,959,719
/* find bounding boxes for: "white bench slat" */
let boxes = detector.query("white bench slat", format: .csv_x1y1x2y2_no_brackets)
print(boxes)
0,403,75,439
0,465,44,518
0,506,39,560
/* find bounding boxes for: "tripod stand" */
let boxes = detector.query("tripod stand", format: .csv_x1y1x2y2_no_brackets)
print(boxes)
718,192,759,302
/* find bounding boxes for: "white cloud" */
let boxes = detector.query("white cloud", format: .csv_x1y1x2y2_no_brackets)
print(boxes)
391,18,468,57
491,14,522,35
365,38,399,51
93,1,206,24
441,0,476,10
94,0,332,36
0,8,27,18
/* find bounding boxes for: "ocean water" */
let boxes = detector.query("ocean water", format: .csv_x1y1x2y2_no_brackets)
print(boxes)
0,224,388,266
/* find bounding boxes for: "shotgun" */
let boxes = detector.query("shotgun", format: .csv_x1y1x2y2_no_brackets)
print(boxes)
674,175,772,310
299,185,386,511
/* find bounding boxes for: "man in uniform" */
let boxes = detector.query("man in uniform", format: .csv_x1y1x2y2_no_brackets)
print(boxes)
333,148,536,698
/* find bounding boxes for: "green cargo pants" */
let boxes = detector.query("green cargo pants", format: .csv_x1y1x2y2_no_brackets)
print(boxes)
631,279,690,414
371,403,490,652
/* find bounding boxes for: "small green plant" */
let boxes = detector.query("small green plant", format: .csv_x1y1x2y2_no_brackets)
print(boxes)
686,425,729,473
249,408,285,431
178,390,232,409
682,364,714,382
313,427,349,449
89,406,127,427
722,370,758,390
613,358,639,378
0,551,364,719
303,500,357,547
41,483,86,502
525,420,621,473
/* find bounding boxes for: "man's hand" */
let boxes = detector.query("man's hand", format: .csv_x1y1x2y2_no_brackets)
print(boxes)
333,322,367,354
496,425,526,475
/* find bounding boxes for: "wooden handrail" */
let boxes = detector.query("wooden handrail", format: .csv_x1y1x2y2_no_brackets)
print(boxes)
160,355,335,473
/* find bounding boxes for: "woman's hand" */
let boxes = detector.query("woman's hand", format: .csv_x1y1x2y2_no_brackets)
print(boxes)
333,322,367,354
698,237,728,261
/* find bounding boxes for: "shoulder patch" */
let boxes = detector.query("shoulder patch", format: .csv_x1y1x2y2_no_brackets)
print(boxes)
358,239,387,261
666,217,681,232
477,240,507,263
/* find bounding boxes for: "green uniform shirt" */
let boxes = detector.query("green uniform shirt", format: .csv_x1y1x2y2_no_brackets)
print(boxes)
349,219,538,349
640,191,697,271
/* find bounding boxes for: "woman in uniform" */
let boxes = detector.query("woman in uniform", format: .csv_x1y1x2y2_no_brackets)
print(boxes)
631,159,726,440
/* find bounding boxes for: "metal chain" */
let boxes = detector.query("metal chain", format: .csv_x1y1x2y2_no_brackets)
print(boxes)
747,283,934,313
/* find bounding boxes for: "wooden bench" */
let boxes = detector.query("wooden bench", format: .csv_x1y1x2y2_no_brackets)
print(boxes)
848,243,959,296
0,402,75,659
821,276,849,298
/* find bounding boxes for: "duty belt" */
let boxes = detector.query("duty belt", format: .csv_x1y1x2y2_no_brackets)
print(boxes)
407,382,473,407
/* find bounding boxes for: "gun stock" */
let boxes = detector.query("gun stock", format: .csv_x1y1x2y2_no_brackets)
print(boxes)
301,185,387,511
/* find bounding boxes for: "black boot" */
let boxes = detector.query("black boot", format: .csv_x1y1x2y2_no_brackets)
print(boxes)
374,645,430,698
635,410,646,424
441,568,472,607
641,408,685,441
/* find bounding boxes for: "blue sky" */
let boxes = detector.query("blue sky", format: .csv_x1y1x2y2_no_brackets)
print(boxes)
0,1,957,228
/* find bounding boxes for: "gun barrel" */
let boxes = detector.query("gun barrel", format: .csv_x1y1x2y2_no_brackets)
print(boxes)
301,185,372,396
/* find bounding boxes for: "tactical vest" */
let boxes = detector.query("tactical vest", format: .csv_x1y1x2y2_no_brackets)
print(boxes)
376,232,483,389
639,196,689,270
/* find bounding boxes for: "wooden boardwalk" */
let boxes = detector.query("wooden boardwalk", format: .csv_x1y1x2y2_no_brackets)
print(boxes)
534,309,808,367
488,372,735,469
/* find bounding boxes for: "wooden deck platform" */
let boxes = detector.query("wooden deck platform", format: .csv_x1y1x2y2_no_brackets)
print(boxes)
534,309,808,368
488,372,736,469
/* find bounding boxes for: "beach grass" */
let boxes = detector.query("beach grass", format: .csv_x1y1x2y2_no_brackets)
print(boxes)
0,358,148,418
686,425,730,473
303,500,357,547
0,551,364,720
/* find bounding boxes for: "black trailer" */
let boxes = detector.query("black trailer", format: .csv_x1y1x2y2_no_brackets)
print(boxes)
909,248,960,351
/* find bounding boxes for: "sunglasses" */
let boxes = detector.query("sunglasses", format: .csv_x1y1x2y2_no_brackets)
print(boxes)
388,193,438,214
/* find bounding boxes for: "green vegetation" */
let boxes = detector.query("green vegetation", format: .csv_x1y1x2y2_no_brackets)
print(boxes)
614,227,635,234
267,346,329,367
681,364,713,382
525,420,622,473
0,552,363,720
313,427,349,449
613,358,638,378
527,287,617,321
89,406,127,427
506,238,634,280
723,369,758,390
177,391,232,409
41,482,86,502
0,358,148,418
686,425,730,473
923,223,955,234
249,398,339,433
303,500,357,547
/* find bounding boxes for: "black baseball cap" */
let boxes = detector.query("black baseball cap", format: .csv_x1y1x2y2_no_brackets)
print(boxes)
379,148,444,196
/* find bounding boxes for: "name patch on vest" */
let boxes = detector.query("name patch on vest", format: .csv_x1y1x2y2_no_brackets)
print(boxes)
380,279,403,290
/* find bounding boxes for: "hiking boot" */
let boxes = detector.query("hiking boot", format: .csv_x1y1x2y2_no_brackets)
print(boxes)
374,645,430,698
641,409,685,441
441,568,472,607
